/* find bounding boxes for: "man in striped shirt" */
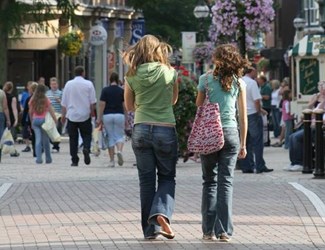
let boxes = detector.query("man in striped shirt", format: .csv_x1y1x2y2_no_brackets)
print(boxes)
46,77,62,152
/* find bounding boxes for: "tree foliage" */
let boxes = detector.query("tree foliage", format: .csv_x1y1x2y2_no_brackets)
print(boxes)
127,0,203,48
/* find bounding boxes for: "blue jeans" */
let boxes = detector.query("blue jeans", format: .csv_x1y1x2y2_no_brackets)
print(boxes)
271,106,281,138
32,118,51,164
131,124,178,238
289,129,304,165
240,113,266,172
200,127,240,237
103,113,125,147
284,120,293,149
0,112,5,139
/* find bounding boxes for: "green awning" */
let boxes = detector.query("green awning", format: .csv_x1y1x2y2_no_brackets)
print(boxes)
289,34,325,57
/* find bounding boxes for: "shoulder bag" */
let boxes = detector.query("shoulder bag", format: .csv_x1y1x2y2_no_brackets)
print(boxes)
187,73,224,155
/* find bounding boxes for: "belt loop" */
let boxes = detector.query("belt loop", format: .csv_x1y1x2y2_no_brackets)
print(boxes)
149,124,153,133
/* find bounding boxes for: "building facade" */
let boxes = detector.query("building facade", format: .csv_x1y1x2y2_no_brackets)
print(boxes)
8,0,143,93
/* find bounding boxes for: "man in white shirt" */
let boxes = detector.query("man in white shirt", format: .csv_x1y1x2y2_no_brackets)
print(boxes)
239,67,273,174
61,66,97,167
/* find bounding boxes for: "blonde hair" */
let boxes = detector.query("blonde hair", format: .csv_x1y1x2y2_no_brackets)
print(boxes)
270,79,280,89
3,81,13,93
29,82,38,93
122,34,172,76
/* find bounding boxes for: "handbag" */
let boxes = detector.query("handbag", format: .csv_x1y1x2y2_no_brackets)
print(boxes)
0,128,16,155
41,112,61,142
187,73,224,155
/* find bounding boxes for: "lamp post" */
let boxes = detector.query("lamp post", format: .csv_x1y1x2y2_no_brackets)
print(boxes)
193,0,210,75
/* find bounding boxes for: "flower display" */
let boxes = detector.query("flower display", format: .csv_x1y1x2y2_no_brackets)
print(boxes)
192,42,214,63
58,30,84,56
173,66,198,159
209,0,275,46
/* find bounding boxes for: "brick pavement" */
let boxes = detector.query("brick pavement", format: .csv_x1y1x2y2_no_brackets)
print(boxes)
0,139,324,249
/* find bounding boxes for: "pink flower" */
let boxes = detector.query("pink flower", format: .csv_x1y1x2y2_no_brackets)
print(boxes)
209,0,275,48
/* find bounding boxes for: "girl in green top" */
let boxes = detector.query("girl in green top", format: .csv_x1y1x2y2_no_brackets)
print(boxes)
123,35,178,240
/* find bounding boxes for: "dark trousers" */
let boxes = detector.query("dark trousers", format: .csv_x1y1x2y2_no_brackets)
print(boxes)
67,118,92,164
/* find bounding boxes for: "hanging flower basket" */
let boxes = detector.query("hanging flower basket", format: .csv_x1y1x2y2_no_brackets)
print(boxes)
58,30,84,56
193,42,214,63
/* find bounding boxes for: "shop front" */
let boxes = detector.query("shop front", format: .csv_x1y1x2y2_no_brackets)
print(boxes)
289,34,325,115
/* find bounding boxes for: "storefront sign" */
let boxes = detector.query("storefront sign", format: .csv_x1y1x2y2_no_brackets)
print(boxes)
89,25,108,46
130,20,145,45
299,58,319,95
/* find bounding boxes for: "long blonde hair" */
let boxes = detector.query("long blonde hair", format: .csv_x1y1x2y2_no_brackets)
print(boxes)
30,84,47,114
122,35,172,76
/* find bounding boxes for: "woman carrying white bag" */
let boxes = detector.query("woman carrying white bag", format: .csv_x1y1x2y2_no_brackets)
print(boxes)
29,84,58,164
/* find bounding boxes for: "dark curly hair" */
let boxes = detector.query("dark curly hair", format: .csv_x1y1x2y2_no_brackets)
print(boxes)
212,44,250,92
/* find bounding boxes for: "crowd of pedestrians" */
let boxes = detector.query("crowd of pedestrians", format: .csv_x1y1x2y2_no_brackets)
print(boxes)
0,35,324,244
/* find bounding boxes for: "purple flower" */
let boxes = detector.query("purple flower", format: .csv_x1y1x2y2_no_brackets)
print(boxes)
209,0,275,48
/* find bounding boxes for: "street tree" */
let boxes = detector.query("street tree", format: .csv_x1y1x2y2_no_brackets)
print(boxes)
0,0,76,85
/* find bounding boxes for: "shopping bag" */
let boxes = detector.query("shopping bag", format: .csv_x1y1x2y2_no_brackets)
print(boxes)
0,128,16,154
91,127,100,156
41,112,61,142
187,73,224,155
101,127,109,150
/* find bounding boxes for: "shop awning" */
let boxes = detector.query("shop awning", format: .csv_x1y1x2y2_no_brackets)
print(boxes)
289,34,325,57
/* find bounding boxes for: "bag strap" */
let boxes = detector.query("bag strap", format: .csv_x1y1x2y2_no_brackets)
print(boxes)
204,71,212,103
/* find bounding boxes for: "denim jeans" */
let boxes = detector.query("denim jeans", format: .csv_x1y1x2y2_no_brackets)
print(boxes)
0,112,5,139
131,124,178,238
289,129,304,165
67,118,92,164
240,113,266,172
271,106,281,138
200,127,239,237
32,118,51,164
284,120,293,149
103,113,125,147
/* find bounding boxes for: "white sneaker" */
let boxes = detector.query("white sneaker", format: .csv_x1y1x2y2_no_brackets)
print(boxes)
108,160,115,168
117,151,124,166
289,164,303,172
283,165,292,171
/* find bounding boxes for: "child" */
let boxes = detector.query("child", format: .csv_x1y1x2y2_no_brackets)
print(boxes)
282,89,294,149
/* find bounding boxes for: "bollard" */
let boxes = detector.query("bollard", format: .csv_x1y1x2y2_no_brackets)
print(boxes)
302,109,313,174
313,108,325,179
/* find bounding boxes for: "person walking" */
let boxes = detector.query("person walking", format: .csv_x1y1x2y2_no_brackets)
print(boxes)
123,35,178,240
195,44,248,242
61,66,96,167
3,81,20,157
96,72,126,168
46,77,62,152
0,89,11,139
29,84,57,164
22,82,38,157
239,67,273,174
21,81,33,152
